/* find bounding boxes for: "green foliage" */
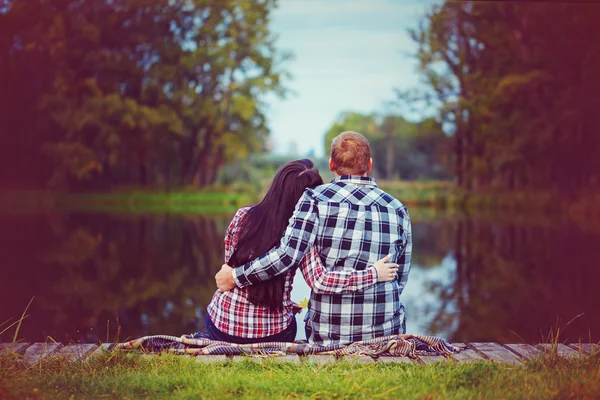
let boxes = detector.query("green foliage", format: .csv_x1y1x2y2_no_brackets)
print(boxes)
411,1,600,195
0,0,288,190
323,112,452,180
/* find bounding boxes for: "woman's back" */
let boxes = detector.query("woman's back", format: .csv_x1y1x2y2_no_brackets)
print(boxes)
206,159,323,342
207,207,297,339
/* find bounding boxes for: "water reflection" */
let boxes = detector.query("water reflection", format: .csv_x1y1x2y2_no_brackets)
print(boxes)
0,211,598,344
445,218,600,344
0,212,229,343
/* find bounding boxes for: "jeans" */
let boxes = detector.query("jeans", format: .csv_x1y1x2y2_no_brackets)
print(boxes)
204,314,297,344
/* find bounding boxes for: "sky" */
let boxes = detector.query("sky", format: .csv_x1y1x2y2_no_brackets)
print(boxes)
266,0,439,157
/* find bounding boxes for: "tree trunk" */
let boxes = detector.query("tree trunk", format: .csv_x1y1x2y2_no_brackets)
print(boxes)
209,145,225,185
189,125,214,187
454,126,464,188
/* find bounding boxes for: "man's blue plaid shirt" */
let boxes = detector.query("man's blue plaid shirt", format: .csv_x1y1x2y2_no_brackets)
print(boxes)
233,175,412,346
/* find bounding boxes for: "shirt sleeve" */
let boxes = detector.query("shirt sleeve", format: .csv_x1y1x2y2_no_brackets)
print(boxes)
224,207,249,263
233,191,318,288
300,246,378,294
396,207,412,291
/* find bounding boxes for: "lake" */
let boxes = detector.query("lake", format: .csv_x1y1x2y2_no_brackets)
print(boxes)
1,209,598,344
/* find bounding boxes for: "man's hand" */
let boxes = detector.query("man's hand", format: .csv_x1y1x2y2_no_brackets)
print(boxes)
291,302,303,315
374,254,399,282
215,264,236,292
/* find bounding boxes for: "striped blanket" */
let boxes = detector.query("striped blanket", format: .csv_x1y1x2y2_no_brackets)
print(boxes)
116,333,461,359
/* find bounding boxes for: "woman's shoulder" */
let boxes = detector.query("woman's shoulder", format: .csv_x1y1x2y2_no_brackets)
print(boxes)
234,206,253,219
229,206,253,227
237,206,252,214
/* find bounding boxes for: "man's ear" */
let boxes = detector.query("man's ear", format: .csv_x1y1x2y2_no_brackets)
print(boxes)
329,158,335,172
367,158,373,173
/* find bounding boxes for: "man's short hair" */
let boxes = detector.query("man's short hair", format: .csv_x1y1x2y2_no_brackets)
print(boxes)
330,131,371,175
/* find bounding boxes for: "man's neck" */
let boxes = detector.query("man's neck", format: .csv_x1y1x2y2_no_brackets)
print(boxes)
334,172,369,178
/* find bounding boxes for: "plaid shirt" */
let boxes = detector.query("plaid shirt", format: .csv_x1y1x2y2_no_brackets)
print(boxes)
233,176,412,345
208,206,378,339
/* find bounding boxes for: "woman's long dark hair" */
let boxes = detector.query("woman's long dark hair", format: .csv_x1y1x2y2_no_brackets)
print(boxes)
228,159,323,310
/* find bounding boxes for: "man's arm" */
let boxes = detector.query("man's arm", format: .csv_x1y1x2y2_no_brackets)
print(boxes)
232,191,319,288
396,209,412,291
301,248,398,294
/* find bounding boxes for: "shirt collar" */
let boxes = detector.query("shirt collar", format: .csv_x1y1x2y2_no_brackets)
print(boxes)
331,175,378,189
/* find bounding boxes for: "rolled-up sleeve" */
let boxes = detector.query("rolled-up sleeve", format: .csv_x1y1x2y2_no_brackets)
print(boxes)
300,246,378,294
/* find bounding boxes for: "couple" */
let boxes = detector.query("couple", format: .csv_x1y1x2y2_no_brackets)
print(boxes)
209,131,412,346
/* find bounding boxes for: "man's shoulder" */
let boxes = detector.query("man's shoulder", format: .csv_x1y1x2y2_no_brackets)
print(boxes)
372,187,409,213
306,181,348,202
311,181,340,194
309,181,408,214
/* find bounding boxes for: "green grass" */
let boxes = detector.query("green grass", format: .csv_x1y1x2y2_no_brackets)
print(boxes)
378,180,456,208
0,181,458,214
1,350,599,399
377,180,566,213
2,180,600,220
0,190,255,214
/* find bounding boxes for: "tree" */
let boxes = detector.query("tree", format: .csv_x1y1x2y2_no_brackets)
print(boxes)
411,1,600,195
323,112,451,180
0,0,288,190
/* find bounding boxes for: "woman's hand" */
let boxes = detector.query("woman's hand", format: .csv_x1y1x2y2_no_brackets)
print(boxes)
374,254,399,282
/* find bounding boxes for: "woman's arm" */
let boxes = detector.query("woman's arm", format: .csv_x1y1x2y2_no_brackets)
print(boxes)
300,247,398,294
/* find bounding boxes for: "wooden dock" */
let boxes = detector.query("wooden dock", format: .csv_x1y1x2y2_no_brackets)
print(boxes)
1,342,598,365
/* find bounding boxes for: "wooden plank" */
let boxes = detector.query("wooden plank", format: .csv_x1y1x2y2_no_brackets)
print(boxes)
377,356,415,364
450,343,485,363
0,342,31,354
537,343,579,359
418,354,452,364
263,355,302,364
470,342,522,365
88,343,114,360
302,355,337,364
227,354,302,364
568,343,600,355
58,344,98,363
11,341,593,364
230,355,260,363
340,355,376,364
195,355,228,363
504,344,542,360
23,342,63,364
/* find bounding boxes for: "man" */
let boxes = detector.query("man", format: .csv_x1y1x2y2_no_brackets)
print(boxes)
216,131,412,345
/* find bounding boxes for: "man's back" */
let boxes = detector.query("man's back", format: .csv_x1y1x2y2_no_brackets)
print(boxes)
307,176,412,345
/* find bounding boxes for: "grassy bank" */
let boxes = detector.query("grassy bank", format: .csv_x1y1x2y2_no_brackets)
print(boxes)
2,181,599,221
0,188,255,214
1,350,599,399
379,180,561,212
379,180,600,222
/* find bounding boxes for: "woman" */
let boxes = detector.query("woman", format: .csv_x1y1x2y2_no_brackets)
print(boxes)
205,159,398,343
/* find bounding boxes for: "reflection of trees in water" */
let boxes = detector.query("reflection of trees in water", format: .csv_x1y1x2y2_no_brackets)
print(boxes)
3,211,598,344
411,222,454,269
432,219,600,344
36,213,231,342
